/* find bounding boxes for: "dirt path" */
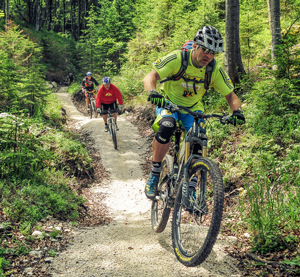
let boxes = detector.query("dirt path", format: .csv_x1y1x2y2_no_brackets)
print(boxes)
49,91,241,277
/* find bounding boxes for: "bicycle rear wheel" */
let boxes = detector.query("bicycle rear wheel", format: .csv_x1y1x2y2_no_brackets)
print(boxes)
151,154,173,233
111,123,117,149
171,157,224,267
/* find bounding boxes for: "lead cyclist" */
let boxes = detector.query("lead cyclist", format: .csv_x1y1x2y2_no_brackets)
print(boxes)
142,25,245,200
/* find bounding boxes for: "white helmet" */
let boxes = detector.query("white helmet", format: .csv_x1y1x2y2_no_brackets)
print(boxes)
194,26,223,52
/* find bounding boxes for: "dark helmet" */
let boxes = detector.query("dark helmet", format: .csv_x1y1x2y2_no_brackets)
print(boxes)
102,77,111,85
194,26,223,52
86,72,92,76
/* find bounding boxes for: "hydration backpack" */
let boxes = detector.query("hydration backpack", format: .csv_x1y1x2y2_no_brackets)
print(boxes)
160,40,215,103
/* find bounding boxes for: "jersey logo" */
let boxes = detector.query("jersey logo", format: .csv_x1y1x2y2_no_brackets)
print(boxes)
182,89,195,97
154,59,162,65
105,93,112,97
184,74,204,82
181,83,200,90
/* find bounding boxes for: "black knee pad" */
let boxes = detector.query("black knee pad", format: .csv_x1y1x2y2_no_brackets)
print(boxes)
155,117,176,144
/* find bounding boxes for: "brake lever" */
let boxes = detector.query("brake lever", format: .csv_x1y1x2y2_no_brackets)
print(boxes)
220,115,231,125
166,102,179,113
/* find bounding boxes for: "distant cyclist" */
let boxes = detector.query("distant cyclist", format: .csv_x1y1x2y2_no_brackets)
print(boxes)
96,77,123,132
66,73,75,85
81,72,99,112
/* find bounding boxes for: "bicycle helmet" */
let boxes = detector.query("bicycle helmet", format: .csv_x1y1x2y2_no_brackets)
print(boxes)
86,72,92,76
69,73,73,76
194,26,223,52
102,77,111,85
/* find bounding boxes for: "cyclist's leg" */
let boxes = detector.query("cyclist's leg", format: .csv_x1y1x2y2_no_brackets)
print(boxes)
85,90,91,110
100,103,109,131
145,107,177,199
153,106,177,162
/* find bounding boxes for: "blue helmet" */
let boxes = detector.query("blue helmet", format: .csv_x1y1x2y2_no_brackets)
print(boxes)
102,77,111,85
86,72,92,76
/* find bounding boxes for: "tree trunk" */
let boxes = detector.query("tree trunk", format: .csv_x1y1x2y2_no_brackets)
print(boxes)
78,0,81,38
40,0,49,30
225,0,239,86
5,0,9,27
35,0,41,31
268,0,281,69
235,0,246,77
63,0,65,33
70,0,75,39
47,0,52,31
28,0,33,24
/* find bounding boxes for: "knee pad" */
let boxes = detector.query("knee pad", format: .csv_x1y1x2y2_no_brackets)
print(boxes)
155,117,176,144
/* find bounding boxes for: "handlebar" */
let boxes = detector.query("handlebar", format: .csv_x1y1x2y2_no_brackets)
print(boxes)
165,101,233,125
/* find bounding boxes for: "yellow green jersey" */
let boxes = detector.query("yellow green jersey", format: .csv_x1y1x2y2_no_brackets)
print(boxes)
153,49,234,112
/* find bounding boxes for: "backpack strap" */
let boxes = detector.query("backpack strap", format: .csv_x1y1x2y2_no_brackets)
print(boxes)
204,58,215,91
160,50,189,84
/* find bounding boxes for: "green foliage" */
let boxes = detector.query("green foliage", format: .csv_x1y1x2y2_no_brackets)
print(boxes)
50,230,60,238
0,23,50,115
49,249,56,257
21,26,80,82
0,257,10,276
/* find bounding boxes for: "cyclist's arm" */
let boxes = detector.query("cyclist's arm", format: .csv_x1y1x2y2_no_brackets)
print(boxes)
81,79,85,90
96,88,102,108
93,78,99,87
224,91,241,111
114,86,123,105
143,69,161,95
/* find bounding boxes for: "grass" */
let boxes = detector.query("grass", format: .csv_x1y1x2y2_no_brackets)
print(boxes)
0,93,93,274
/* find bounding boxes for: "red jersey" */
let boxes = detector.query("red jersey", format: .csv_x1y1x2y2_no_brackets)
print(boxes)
96,84,123,108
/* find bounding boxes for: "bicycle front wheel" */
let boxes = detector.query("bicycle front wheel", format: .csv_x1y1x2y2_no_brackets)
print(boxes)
172,157,224,267
151,154,173,233
111,123,117,149
92,101,97,118
89,102,92,119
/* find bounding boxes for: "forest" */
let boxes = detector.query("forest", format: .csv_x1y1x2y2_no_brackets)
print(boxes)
0,0,300,275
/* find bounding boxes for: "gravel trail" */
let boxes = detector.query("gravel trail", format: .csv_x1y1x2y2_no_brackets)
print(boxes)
49,91,241,277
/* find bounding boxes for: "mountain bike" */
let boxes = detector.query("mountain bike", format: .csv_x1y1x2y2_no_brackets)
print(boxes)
86,90,97,119
151,101,233,267
106,108,118,150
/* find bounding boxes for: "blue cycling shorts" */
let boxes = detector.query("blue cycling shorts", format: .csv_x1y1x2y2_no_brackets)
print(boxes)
155,107,206,133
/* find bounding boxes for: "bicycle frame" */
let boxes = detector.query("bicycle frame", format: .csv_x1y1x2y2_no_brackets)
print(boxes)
157,102,230,210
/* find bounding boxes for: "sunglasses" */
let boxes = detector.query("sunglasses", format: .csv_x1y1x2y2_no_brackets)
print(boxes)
200,46,217,55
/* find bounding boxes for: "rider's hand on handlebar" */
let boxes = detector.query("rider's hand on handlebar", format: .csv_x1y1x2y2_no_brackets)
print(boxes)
147,89,166,108
97,108,101,112
230,109,245,126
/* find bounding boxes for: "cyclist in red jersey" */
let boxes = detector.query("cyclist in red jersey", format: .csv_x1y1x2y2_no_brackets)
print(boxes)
96,77,123,132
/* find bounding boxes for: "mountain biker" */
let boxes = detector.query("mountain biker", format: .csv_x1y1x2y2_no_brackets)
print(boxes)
142,25,245,200
66,73,75,85
81,72,99,112
96,77,123,132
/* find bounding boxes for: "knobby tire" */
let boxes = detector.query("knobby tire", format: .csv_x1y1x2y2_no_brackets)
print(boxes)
92,101,97,118
89,101,92,119
111,123,117,149
171,157,224,267
151,155,173,233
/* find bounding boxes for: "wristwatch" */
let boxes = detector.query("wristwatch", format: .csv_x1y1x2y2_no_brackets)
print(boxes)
148,89,158,95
